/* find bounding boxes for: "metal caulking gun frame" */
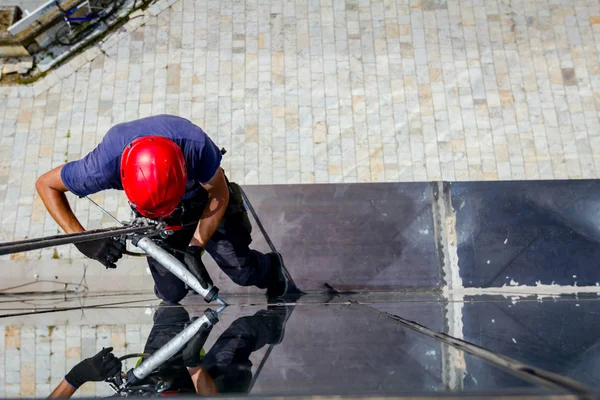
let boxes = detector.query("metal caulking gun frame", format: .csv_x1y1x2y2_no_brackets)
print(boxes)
132,236,227,307
107,236,228,392
114,305,225,391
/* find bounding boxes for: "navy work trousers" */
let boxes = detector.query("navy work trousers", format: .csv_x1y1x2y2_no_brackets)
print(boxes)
147,186,274,303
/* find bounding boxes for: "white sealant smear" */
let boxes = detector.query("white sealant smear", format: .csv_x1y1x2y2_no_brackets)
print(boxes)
504,238,508,244
486,260,490,264
491,319,495,323
512,338,517,344
443,293,466,389
573,275,577,278
446,281,600,300
420,228,429,235
426,350,436,356
445,294,465,339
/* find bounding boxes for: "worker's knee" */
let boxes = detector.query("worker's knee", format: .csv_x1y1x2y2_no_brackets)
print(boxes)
219,264,254,286
210,246,251,270
153,283,188,303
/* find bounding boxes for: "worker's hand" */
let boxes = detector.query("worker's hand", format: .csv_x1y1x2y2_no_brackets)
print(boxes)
182,320,213,368
75,238,125,269
183,246,214,290
65,347,122,389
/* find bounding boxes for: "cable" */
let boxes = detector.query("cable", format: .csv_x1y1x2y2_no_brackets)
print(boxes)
86,196,124,225
0,297,156,319
0,225,155,256
238,187,277,253
0,280,88,295
118,353,148,362
237,186,301,393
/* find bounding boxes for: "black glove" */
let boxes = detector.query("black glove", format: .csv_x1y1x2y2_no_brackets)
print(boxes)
65,347,122,389
182,320,213,368
75,238,125,269
183,246,214,290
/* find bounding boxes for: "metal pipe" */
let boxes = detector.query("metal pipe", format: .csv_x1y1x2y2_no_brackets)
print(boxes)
134,237,218,301
216,304,227,315
130,310,217,381
0,225,154,256
216,296,227,307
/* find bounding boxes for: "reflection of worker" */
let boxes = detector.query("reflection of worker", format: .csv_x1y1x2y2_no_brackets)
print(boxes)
36,115,294,300
142,301,291,394
47,302,291,397
139,301,211,394
201,306,290,393
48,347,122,398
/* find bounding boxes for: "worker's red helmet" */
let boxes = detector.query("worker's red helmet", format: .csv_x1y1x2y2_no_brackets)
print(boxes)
120,136,187,219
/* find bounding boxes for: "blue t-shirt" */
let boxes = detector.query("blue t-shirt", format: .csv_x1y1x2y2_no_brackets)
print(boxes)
61,115,222,199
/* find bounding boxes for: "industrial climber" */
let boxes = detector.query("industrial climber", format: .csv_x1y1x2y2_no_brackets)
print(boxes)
35,114,295,301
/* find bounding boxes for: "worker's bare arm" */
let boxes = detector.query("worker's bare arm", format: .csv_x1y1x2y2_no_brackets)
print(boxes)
191,168,230,248
36,165,86,234
48,379,77,398
187,366,219,394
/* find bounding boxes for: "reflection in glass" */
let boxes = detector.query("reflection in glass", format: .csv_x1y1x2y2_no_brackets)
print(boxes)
48,301,293,397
